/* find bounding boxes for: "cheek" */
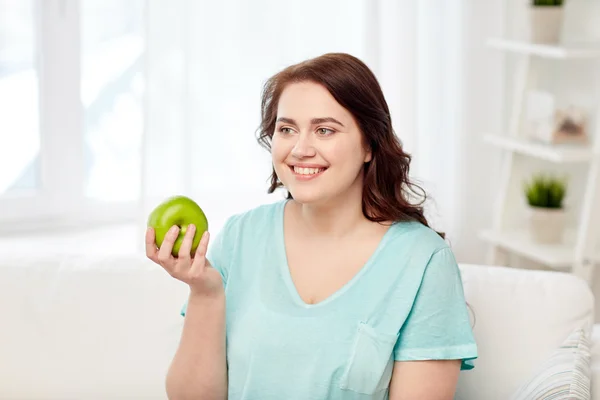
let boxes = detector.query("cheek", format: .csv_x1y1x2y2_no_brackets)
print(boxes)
328,141,364,167
270,136,292,170
270,136,285,160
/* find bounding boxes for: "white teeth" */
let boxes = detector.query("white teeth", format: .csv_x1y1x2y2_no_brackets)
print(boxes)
293,166,324,175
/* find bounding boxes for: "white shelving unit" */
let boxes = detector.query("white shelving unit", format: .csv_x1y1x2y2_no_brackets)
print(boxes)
482,37,600,285
487,38,600,59
480,229,600,271
483,133,595,163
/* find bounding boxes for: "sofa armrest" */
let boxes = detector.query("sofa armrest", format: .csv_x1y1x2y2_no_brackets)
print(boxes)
593,359,600,400
591,325,600,400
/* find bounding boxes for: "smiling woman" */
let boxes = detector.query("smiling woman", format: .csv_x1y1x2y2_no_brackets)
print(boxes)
269,81,372,206
153,52,478,400
258,53,442,231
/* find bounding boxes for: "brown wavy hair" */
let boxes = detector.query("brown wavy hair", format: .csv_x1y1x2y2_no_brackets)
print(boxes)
256,52,444,238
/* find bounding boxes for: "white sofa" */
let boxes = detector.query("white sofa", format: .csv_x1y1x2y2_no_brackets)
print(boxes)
0,252,598,400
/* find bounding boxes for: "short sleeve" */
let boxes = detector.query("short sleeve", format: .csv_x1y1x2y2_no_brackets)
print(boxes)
393,247,478,370
180,215,236,317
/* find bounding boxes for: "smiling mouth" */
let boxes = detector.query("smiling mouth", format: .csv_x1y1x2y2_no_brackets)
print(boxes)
289,165,328,178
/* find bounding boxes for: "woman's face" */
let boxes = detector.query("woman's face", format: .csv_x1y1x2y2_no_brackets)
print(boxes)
271,81,371,206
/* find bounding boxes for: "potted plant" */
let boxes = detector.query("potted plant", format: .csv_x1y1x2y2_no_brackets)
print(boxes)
528,0,565,44
523,173,568,244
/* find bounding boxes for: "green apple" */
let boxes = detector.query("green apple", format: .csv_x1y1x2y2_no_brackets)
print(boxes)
147,195,209,257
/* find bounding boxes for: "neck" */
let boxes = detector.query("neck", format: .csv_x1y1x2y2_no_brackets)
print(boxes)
293,182,366,238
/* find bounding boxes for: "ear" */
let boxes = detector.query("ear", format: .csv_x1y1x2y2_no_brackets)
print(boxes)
364,148,372,163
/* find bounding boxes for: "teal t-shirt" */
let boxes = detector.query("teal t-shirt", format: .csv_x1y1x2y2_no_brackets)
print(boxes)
180,200,477,399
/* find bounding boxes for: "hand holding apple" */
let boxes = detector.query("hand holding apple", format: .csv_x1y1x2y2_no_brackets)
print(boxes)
147,195,209,257
145,196,224,298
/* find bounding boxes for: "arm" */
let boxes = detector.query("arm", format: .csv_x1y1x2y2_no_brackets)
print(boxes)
166,292,227,400
146,223,229,400
390,247,477,398
164,217,238,400
388,360,461,400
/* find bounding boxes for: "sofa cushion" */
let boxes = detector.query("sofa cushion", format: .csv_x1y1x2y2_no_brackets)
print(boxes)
510,327,591,399
0,254,595,399
455,264,595,400
0,252,188,400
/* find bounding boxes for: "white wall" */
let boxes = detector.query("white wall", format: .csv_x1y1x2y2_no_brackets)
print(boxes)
444,0,506,264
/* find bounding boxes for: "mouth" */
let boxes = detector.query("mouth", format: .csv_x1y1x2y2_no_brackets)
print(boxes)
288,165,328,180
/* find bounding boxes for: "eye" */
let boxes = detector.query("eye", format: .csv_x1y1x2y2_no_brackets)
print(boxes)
317,128,335,136
278,127,294,134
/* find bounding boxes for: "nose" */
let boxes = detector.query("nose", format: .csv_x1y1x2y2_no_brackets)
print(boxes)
291,132,316,159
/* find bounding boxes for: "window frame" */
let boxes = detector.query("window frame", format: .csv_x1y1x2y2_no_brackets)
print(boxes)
0,0,141,235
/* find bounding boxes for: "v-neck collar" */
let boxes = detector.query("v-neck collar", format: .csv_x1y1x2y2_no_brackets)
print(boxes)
275,199,396,310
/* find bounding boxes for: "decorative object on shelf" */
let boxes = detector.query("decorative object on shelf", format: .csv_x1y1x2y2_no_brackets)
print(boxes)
527,0,565,44
523,173,568,244
525,90,588,145
553,106,588,144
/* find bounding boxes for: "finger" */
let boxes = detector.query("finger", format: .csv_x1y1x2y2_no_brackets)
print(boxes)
177,224,196,260
157,225,179,266
190,231,210,275
145,227,159,262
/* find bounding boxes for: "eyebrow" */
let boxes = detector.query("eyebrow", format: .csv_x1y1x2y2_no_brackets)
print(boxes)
276,117,345,128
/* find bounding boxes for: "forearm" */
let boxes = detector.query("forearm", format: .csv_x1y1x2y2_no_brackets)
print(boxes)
166,292,227,400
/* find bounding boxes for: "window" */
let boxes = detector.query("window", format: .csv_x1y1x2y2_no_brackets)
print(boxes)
0,0,39,196
0,0,145,230
81,0,144,202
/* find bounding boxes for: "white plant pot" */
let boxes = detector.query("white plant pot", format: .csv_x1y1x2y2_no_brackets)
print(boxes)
527,6,564,43
528,206,566,244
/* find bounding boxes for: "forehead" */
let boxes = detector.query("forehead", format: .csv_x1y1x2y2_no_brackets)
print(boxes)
277,82,351,122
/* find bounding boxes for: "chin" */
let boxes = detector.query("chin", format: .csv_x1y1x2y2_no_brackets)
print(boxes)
288,193,321,205
285,187,333,206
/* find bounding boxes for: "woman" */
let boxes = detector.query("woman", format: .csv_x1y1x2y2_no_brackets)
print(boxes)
145,53,478,400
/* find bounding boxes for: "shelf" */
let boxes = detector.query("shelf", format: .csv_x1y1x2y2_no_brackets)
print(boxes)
486,38,600,59
483,134,595,163
480,229,577,270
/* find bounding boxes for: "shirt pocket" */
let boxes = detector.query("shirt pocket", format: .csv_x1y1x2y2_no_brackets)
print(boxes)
339,321,398,395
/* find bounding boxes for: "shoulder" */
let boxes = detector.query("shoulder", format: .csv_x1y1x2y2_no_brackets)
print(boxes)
217,199,285,237
207,199,284,266
385,220,450,260
374,220,461,287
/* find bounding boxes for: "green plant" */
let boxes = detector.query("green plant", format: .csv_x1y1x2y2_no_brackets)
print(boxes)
532,0,563,6
523,174,567,208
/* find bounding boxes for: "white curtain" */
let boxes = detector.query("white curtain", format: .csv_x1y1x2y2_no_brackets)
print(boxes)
141,0,372,235
373,1,504,262
140,0,504,263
